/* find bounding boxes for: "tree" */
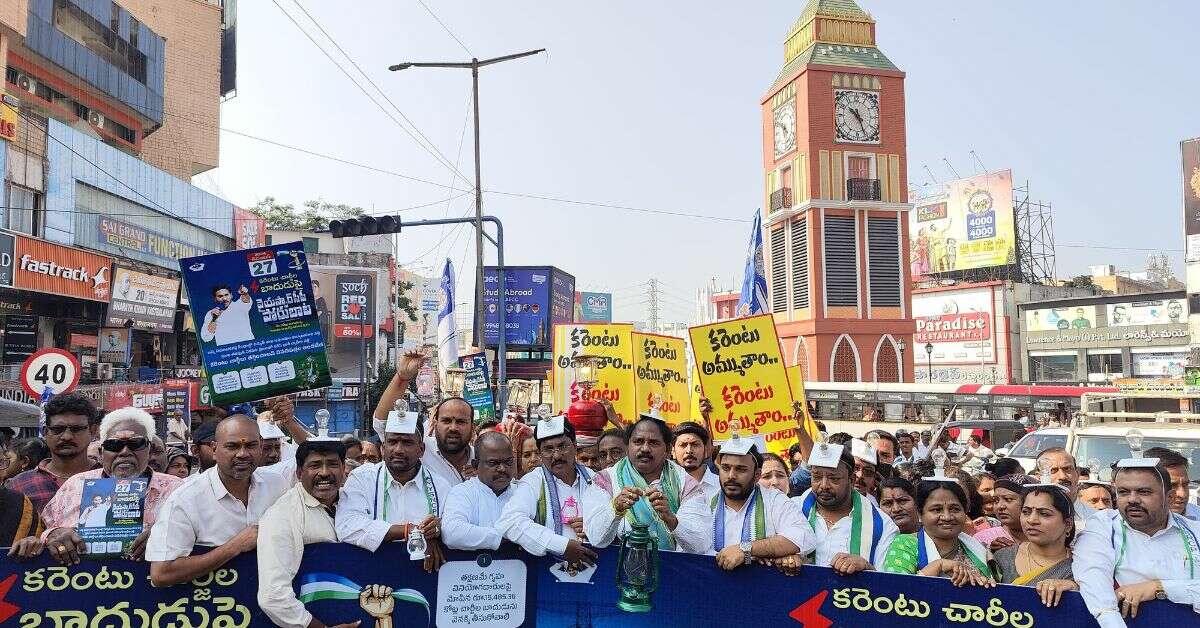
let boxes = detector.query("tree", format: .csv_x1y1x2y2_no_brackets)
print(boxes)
253,197,366,231
1063,274,1096,290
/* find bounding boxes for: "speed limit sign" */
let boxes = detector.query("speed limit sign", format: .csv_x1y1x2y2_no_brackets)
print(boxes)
21,348,81,401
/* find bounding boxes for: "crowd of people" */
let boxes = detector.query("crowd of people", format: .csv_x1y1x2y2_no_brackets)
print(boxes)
0,352,1197,628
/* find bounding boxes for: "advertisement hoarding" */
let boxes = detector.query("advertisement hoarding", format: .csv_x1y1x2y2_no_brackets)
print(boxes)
105,266,180,332
234,208,267,249
910,170,1016,274
333,273,376,338
481,266,575,348
574,291,613,322
912,287,995,364
1025,306,1097,332
1107,298,1187,327
1184,138,1200,235
14,236,112,301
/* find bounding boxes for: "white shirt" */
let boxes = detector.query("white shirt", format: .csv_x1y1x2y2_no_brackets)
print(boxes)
697,468,721,504
443,477,515,551
581,463,709,553
79,503,111,528
147,466,291,561
200,297,254,345
497,467,588,556
1186,502,1200,522
1075,498,1097,532
256,484,337,628
420,436,472,487
334,462,449,552
914,442,930,460
701,487,815,556
1075,510,1200,628
791,495,898,568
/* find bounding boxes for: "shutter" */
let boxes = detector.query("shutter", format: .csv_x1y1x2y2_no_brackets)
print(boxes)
791,219,809,309
823,216,858,307
770,227,788,313
867,217,901,307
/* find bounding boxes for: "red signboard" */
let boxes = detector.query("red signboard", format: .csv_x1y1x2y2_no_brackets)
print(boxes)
914,311,991,344
234,208,267,249
105,383,164,413
13,236,113,302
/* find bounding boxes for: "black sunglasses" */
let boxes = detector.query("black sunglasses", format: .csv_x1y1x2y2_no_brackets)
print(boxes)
101,436,150,453
47,425,90,435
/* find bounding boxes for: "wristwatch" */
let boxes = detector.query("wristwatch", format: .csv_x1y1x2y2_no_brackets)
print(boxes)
739,541,752,565
1155,582,1168,601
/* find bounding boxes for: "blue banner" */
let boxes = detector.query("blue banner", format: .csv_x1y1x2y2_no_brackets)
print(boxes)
576,291,613,322
0,544,1191,627
179,242,332,406
481,267,552,347
459,352,496,423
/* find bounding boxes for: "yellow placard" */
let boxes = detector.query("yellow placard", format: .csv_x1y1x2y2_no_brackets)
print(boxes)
689,365,702,421
631,332,690,425
787,365,819,439
0,102,17,143
551,323,637,423
689,314,796,454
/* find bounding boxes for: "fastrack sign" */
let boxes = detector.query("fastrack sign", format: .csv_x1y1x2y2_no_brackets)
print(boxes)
12,236,112,302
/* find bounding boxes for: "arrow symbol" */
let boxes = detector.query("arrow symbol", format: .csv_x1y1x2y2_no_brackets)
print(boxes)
0,574,21,624
789,590,831,628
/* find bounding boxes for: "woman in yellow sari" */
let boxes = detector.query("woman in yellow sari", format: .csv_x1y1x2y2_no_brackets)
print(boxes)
994,485,1077,607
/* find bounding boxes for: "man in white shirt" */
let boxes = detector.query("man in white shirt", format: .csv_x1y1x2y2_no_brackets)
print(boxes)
497,417,598,566
257,439,358,628
1037,447,1094,525
914,431,932,460
582,416,709,553
961,435,995,471
1074,458,1200,627
1145,447,1200,521
792,441,897,573
148,415,291,587
336,406,449,572
443,432,517,551
200,285,254,345
894,431,916,465
703,436,815,572
672,422,719,503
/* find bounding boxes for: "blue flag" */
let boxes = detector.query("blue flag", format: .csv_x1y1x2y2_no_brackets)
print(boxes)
437,258,458,378
737,211,768,315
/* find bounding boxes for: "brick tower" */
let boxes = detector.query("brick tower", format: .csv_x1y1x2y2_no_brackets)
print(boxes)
762,0,914,382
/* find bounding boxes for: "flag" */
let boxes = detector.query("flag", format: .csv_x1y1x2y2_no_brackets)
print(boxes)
737,211,768,315
437,258,458,381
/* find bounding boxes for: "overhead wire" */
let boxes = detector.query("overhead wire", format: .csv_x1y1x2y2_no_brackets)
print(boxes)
414,0,473,56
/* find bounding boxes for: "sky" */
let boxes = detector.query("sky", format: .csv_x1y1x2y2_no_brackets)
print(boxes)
200,0,1200,325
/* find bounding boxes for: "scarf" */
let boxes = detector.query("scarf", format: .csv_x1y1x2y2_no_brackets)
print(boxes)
711,487,766,552
373,465,439,522
535,464,593,537
612,457,683,550
800,489,884,564
916,528,989,575
1113,512,1200,579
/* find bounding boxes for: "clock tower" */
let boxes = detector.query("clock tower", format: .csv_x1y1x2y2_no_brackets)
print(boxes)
761,0,914,383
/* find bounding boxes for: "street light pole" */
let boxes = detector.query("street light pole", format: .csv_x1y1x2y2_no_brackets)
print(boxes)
924,342,934,384
390,49,545,349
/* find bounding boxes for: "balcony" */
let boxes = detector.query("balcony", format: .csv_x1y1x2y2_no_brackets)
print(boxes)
769,187,793,212
846,178,882,201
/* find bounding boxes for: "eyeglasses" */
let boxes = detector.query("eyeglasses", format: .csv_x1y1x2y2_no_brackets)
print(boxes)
47,425,90,436
481,457,516,470
101,436,150,453
539,444,574,457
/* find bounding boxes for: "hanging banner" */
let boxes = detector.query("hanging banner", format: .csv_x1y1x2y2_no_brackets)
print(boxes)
180,242,332,406
162,378,191,443
459,352,496,423
551,323,635,422
688,314,795,455
105,266,180,332
631,332,689,425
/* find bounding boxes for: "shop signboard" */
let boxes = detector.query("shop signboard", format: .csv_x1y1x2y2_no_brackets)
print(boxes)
1107,298,1187,327
481,266,575,348
574,291,613,322
910,170,1016,274
233,208,267,249
105,266,180,332
180,242,332,406
912,287,995,364
1024,305,1097,332
105,383,164,412
333,273,375,338
13,236,112,301
2,314,38,364
98,217,214,265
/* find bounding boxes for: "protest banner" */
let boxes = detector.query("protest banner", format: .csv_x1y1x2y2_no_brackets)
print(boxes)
631,332,689,424
551,323,635,422
688,314,796,455
76,477,147,557
179,243,332,406
0,544,1190,627
161,379,190,443
459,352,496,423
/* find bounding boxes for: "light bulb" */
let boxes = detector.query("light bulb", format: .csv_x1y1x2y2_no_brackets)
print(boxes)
1088,458,1101,478
315,409,330,436
931,448,947,474
1125,429,1144,455
394,397,409,415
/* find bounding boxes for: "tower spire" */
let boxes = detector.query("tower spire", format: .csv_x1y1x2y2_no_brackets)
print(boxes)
785,0,876,64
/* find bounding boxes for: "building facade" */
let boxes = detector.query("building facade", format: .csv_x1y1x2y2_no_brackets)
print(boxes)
762,0,914,383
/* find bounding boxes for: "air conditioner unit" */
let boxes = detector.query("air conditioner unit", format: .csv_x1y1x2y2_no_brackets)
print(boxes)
87,110,105,128
97,363,113,381
15,73,37,95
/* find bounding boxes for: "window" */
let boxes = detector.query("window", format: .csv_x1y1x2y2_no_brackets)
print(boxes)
867,217,900,306
54,0,148,84
1086,352,1124,382
790,219,808,309
1028,353,1078,382
1007,432,1067,458
1075,435,1199,483
770,227,787,313
823,216,858,307
6,185,41,236
302,237,320,253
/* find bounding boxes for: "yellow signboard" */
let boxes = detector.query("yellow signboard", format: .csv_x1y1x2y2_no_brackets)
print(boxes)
689,314,796,455
787,365,819,439
910,169,1015,274
0,101,17,143
551,323,636,423
631,332,690,425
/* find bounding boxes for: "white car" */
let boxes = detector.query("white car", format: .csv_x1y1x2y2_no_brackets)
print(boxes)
1004,429,1068,473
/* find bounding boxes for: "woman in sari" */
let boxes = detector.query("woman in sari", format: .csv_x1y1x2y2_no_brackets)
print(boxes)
994,486,1077,606
882,480,998,587
973,473,1035,551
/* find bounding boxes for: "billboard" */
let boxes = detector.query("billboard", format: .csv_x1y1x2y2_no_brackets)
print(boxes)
333,273,376,339
105,266,179,332
1025,305,1097,332
233,208,267,249
574,291,612,322
14,236,112,301
912,287,994,364
910,169,1015,274
1184,138,1200,235
481,266,575,348
1108,298,1187,327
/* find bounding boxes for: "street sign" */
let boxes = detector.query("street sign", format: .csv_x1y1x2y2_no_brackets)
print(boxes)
327,382,344,401
21,348,81,401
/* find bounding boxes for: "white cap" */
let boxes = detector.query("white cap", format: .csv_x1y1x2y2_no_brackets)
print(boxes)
808,442,846,469
385,408,420,435
721,433,757,457
1116,457,1161,469
850,438,878,466
536,415,566,440
258,421,285,440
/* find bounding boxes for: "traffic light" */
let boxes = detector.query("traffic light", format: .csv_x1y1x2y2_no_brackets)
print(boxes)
329,215,401,238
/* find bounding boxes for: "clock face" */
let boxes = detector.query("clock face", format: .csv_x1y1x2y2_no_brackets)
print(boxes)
834,89,880,144
773,102,796,159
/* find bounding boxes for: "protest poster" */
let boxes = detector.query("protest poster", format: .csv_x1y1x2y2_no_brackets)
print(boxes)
97,327,130,365
460,352,496,423
688,314,795,455
77,477,147,557
551,323,635,422
179,242,332,406
161,378,191,443
631,332,689,425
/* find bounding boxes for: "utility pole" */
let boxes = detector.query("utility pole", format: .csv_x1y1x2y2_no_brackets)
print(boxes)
647,278,661,333
390,49,545,349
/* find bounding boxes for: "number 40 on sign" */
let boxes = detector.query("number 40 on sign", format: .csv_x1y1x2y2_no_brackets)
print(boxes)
21,348,81,401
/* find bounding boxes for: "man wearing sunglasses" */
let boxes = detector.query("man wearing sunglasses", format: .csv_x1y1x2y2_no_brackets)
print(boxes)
8,392,100,514
38,407,184,565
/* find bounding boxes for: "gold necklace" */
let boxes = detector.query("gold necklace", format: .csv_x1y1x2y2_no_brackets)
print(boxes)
1021,542,1066,568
